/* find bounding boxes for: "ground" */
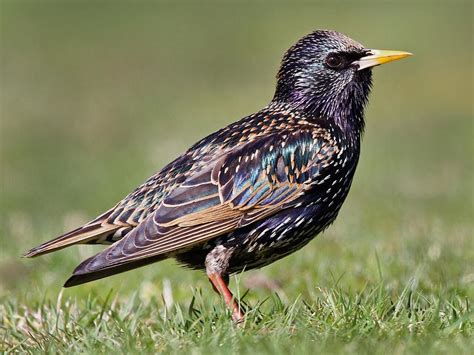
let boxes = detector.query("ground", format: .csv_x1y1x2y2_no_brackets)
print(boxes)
1,2,473,353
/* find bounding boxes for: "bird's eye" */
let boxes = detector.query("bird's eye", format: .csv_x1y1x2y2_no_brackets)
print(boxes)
325,54,344,69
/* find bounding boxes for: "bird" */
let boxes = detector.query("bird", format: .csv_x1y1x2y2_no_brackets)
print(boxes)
24,30,411,322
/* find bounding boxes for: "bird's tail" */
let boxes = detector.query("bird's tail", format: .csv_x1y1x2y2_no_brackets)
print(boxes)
23,209,120,258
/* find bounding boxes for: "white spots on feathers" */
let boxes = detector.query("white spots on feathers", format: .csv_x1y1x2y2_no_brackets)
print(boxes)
295,216,306,227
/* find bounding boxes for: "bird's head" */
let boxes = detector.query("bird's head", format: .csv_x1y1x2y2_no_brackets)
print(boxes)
273,30,412,133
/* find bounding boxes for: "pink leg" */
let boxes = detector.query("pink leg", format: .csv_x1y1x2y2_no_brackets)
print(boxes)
208,273,245,323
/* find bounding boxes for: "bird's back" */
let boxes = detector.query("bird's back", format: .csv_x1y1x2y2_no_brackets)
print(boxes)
99,101,356,242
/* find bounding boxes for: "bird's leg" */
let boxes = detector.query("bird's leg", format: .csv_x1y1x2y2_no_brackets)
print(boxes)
208,272,244,322
205,245,244,323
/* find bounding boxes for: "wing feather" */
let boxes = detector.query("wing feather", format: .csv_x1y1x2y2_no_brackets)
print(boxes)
24,209,119,257
66,129,338,284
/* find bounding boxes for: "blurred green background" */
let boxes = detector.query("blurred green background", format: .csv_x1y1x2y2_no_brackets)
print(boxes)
0,0,472,320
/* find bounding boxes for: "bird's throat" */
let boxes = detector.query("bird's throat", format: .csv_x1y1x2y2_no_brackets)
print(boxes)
273,79,371,144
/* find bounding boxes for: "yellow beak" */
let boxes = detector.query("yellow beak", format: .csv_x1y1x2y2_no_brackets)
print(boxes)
356,49,413,71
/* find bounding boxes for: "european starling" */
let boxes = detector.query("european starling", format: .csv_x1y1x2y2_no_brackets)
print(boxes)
25,30,411,322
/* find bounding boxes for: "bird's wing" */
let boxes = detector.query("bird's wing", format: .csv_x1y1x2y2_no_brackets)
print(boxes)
23,208,127,257
24,151,195,257
65,128,339,286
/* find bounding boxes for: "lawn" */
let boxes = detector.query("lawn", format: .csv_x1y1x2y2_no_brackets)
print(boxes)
1,1,473,353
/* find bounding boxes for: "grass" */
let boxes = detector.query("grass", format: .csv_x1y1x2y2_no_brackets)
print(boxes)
2,280,472,353
1,1,473,354
2,207,473,353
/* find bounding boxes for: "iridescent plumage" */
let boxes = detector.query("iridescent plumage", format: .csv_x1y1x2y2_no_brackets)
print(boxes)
25,30,411,321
